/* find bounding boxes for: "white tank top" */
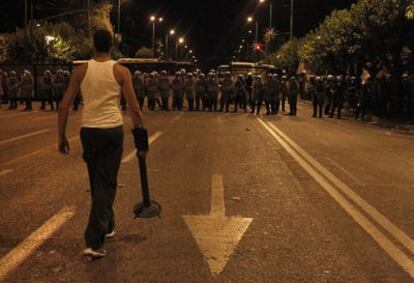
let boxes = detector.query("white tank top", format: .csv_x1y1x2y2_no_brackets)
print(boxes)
80,59,123,128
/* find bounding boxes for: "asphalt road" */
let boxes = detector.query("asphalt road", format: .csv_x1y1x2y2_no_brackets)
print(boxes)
0,101,414,282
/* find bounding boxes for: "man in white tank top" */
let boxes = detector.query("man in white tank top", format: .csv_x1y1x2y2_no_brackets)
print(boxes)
58,30,148,259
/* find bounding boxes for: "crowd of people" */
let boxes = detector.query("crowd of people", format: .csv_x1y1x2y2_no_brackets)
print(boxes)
0,69,70,112
1,67,413,121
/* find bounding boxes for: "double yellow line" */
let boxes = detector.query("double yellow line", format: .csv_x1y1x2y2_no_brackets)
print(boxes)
258,118,414,278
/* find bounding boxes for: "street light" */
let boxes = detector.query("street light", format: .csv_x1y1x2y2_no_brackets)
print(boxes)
176,37,185,60
247,16,259,43
165,29,175,59
150,15,164,57
290,0,294,40
258,0,273,29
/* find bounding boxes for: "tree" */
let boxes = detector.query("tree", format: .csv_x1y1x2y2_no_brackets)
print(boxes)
1,1,117,63
267,38,300,73
135,47,153,58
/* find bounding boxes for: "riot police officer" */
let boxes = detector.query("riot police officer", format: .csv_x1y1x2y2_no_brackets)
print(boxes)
159,70,170,111
184,72,195,111
263,73,273,115
245,72,254,111
207,73,219,112
53,69,66,111
8,71,19,110
324,75,334,115
41,70,54,111
21,70,34,111
146,72,159,111
220,72,234,112
312,76,324,118
195,73,207,111
234,74,247,113
133,71,145,110
253,75,265,115
288,76,299,116
330,76,346,119
357,77,374,120
281,75,288,112
172,71,183,111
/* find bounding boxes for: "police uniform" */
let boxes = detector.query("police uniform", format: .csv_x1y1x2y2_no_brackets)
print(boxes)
207,75,219,112
330,76,346,119
172,74,183,111
263,74,273,115
21,70,34,111
220,74,234,112
245,73,254,111
195,74,207,111
281,76,288,111
159,72,170,111
184,74,195,111
253,76,264,115
53,70,65,111
41,71,54,110
357,78,374,120
8,72,19,110
146,74,159,111
133,72,145,110
288,77,299,116
234,76,247,113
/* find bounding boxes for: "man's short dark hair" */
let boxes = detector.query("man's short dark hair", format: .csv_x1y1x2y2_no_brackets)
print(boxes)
93,30,113,53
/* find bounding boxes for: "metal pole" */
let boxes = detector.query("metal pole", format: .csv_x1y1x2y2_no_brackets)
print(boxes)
165,34,168,59
118,0,121,34
290,0,294,40
152,22,156,57
269,1,273,29
87,0,91,39
175,41,178,60
255,21,259,43
25,0,28,63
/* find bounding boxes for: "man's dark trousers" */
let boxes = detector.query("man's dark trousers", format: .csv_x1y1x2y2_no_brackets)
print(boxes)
81,126,124,250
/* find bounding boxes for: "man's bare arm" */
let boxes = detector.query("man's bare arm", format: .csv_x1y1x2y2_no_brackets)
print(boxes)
58,66,83,153
117,65,145,128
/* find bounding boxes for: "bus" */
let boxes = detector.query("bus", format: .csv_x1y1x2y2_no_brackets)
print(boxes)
255,64,277,76
229,62,255,76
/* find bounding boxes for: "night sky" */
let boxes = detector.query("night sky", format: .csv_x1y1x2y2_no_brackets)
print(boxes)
1,0,357,65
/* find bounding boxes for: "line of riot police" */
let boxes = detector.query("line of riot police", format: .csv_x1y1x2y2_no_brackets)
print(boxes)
0,69,71,112
129,69,302,116
307,73,414,120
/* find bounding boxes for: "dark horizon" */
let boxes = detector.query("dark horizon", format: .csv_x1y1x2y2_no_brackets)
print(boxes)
1,0,357,67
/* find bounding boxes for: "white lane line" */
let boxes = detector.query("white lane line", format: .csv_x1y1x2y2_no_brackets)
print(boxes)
0,206,76,281
266,122,414,255
0,169,14,177
210,174,225,217
327,158,365,185
0,136,80,168
121,131,163,164
0,111,39,119
258,119,414,279
170,112,184,123
0,129,51,147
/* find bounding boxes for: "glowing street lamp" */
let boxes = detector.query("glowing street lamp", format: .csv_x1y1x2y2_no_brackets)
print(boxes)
150,15,164,57
165,29,176,59
176,37,185,60
247,16,259,43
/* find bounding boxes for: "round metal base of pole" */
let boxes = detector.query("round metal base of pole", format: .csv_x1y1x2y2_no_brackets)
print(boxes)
133,201,162,219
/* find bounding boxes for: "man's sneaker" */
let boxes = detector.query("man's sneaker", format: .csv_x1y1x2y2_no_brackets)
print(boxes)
105,230,115,239
83,248,107,259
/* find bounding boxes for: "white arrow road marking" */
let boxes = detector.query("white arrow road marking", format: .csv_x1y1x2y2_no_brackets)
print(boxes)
121,131,163,164
0,206,76,281
183,174,253,276
258,118,414,279
0,129,51,146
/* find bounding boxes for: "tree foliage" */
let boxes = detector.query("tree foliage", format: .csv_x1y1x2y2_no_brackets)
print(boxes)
1,2,115,64
135,47,153,58
268,0,414,75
